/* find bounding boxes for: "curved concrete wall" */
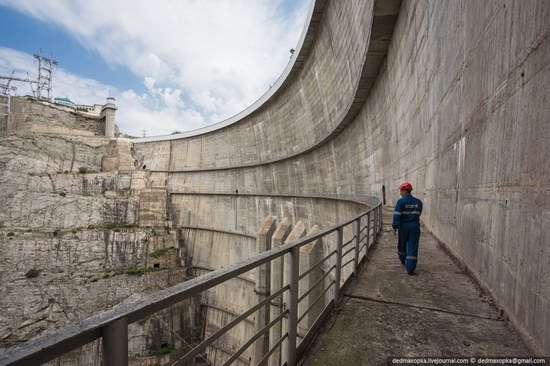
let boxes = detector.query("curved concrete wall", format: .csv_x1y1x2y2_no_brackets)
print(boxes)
372,1,549,354
134,0,384,170
134,0,549,355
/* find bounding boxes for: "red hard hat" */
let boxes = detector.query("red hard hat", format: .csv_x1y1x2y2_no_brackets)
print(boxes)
399,182,413,191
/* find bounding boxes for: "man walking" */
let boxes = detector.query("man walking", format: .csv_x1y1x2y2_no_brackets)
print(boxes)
392,182,423,275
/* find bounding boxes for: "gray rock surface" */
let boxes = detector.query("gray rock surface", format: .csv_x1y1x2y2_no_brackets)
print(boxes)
0,125,185,364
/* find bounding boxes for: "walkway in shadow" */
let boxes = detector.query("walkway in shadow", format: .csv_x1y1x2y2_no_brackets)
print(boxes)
302,208,531,366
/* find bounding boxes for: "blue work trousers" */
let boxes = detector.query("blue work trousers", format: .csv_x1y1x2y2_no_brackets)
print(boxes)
397,222,420,272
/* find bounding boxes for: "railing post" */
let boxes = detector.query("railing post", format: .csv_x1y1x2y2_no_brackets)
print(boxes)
287,245,300,366
269,219,291,366
102,317,128,366
379,205,383,231
354,218,360,275
366,212,371,252
372,208,379,242
254,216,277,365
333,226,343,305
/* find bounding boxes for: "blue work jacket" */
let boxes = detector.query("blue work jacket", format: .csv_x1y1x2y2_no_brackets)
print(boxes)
392,194,423,229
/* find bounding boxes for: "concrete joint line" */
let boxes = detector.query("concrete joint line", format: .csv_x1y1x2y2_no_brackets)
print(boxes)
346,295,502,322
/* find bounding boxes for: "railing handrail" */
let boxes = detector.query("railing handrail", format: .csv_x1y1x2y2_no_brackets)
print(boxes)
0,200,382,366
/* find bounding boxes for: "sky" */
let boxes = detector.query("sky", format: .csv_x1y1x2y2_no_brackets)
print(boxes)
0,0,310,137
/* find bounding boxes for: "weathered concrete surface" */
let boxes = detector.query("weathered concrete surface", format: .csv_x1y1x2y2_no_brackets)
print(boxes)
132,0,550,354
171,194,365,235
361,1,550,354
134,0,382,170
303,211,532,365
2,0,549,362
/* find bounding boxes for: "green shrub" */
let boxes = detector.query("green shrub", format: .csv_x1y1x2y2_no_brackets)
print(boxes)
150,344,175,356
149,247,174,258
78,166,88,174
7,232,14,237
59,192,66,197
87,224,96,229
103,223,139,230
25,268,41,278
125,266,159,276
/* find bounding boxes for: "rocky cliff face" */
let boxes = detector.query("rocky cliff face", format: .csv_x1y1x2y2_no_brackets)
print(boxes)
7,97,106,136
0,108,192,364
0,95,8,132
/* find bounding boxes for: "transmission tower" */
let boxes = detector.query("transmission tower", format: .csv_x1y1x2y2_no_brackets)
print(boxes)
33,53,58,101
0,71,18,96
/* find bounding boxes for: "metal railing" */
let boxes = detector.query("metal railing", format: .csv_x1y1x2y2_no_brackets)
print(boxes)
0,202,382,366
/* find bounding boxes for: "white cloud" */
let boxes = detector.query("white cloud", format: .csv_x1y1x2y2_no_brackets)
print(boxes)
0,47,206,137
0,0,310,136
0,47,110,105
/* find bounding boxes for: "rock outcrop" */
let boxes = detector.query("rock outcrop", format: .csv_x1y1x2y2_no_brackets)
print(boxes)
0,106,190,364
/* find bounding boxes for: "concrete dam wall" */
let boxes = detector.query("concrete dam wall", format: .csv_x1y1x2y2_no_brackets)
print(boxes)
1,0,548,363
134,0,550,355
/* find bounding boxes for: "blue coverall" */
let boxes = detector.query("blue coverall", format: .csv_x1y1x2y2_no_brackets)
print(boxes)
392,194,423,273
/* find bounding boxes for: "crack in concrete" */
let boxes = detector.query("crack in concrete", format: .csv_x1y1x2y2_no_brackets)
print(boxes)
346,294,503,321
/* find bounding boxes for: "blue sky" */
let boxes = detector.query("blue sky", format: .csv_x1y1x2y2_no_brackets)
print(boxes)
0,0,310,137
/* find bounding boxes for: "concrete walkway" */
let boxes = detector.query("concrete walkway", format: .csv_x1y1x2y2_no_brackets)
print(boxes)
303,208,531,366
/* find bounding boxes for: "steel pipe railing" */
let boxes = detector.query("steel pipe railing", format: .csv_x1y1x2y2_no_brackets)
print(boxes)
223,310,288,366
298,251,336,280
1,202,382,366
297,280,335,325
342,244,356,259
341,257,355,269
176,285,290,365
333,226,344,305
258,333,288,366
341,235,357,248
298,266,335,304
